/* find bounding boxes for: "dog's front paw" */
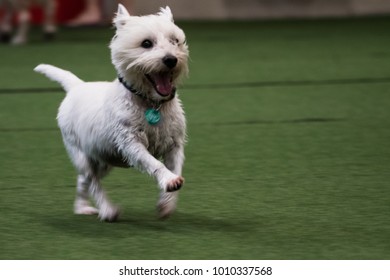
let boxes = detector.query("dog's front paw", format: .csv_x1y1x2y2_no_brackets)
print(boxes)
157,192,178,219
98,204,121,222
166,176,184,192
156,169,184,192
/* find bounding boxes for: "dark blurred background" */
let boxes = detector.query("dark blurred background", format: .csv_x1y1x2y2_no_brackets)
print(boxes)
135,0,390,19
1,0,390,26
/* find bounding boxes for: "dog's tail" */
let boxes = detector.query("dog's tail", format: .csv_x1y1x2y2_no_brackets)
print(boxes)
34,64,83,92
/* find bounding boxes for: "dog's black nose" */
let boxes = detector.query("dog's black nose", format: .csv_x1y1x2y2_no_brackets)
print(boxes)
163,55,178,69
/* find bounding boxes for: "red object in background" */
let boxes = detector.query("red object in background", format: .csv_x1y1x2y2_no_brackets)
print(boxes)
55,0,85,23
0,0,85,25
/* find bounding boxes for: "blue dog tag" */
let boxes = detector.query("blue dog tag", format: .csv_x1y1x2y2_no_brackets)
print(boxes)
145,108,161,125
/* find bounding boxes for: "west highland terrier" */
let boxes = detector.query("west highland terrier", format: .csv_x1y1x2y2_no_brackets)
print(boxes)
34,5,189,222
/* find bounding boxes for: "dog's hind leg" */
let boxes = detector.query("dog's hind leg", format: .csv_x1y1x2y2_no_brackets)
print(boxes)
64,144,98,216
66,143,119,221
89,172,121,222
74,174,98,215
74,166,120,221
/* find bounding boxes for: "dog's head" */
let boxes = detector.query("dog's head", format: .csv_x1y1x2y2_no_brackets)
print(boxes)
110,5,189,103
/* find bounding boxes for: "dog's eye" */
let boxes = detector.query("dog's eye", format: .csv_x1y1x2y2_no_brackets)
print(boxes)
170,37,180,45
141,39,153,49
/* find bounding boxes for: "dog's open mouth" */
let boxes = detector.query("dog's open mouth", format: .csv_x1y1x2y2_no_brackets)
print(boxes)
146,72,176,97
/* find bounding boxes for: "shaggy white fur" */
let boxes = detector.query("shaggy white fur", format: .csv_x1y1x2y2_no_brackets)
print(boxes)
34,5,189,221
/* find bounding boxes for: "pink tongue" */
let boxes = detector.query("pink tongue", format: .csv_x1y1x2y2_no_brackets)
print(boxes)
152,73,172,96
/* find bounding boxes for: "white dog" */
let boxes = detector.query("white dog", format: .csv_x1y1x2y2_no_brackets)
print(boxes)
0,0,56,44
34,5,189,222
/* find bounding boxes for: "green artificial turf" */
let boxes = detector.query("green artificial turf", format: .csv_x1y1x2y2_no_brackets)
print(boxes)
0,17,390,259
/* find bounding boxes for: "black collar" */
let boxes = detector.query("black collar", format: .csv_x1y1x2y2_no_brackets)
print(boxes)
118,76,147,100
118,76,176,108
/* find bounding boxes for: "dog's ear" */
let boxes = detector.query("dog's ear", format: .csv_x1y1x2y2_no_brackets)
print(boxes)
158,6,174,22
113,4,131,28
